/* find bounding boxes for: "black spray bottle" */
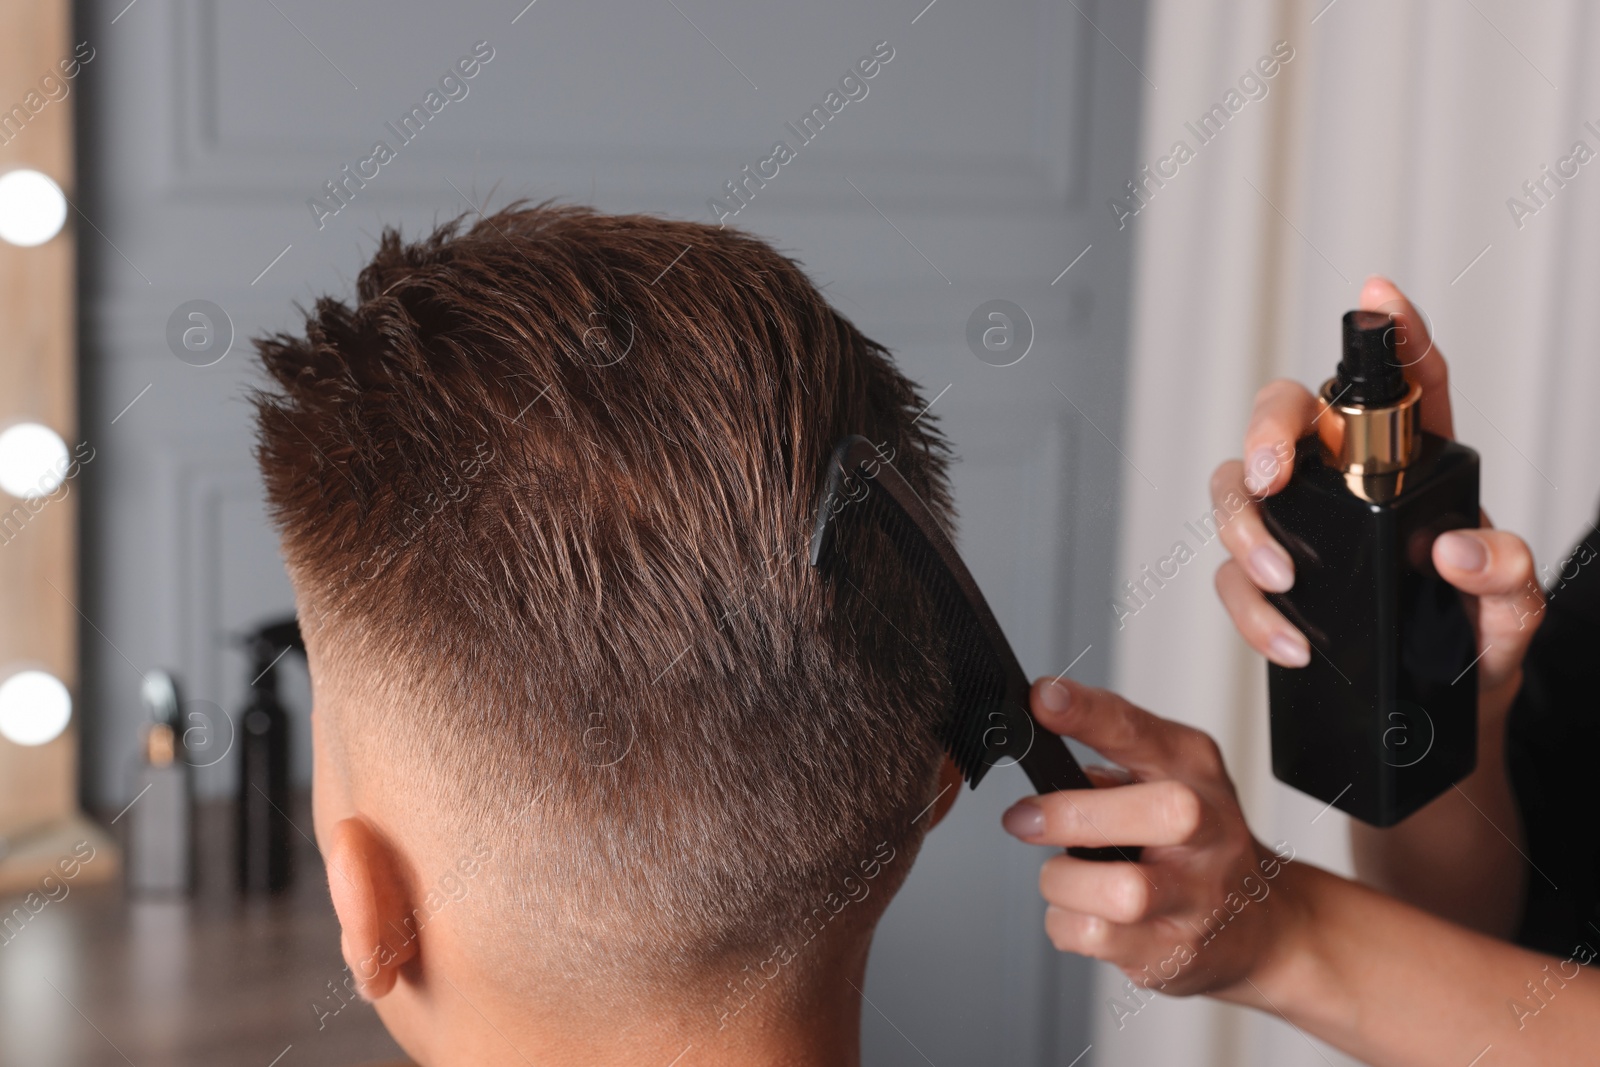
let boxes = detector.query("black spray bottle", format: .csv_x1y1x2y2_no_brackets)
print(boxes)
236,618,305,893
1259,311,1480,826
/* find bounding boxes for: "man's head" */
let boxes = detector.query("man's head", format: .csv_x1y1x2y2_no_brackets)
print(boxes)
253,204,960,1060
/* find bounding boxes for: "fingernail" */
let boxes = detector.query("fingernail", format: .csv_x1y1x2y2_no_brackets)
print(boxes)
1243,447,1281,495
1269,632,1311,667
1249,544,1294,592
1002,800,1045,840
1040,680,1072,714
1436,531,1487,572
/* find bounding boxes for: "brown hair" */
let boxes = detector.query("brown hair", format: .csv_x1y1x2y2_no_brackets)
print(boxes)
253,203,953,988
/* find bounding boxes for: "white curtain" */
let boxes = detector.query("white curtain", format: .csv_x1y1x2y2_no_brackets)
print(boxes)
1098,1,1600,1065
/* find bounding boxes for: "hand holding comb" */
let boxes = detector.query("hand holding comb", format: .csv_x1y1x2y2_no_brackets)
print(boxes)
810,436,1140,863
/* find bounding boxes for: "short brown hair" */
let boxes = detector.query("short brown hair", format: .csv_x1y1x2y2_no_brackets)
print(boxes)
253,203,953,987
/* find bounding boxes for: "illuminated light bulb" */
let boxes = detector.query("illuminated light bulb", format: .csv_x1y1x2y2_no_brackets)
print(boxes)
0,169,68,247
0,669,72,747
0,422,70,499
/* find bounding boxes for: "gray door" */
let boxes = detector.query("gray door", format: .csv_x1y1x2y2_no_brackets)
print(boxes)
78,0,1147,1063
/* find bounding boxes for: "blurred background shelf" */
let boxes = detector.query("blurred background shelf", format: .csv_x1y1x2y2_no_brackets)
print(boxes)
0,795,407,1067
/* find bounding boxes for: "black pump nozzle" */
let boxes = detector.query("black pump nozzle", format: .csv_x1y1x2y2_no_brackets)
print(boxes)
235,617,306,694
1337,310,1407,406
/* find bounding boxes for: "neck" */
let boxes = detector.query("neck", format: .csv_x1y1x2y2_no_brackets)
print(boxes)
399,940,871,1067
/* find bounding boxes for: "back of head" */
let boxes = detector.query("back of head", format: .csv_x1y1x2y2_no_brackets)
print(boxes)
253,204,954,1000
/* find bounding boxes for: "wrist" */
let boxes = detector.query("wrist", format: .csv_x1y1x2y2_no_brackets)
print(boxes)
1216,861,1351,1030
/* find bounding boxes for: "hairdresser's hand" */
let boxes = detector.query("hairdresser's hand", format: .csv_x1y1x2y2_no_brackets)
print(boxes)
1211,275,1542,703
1005,678,1600,1065
1002,678,1303,998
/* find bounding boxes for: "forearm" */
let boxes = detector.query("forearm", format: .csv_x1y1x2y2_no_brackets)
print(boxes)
1225,861,1594,1067
1350,677,1527,937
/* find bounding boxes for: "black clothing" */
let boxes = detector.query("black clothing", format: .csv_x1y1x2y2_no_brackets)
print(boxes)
1508,513,1600,955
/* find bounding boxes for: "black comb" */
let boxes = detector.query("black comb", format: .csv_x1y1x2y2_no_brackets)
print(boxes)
811,436,1138,863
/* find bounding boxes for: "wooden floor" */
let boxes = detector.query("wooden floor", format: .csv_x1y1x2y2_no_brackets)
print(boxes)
0,797,409,1067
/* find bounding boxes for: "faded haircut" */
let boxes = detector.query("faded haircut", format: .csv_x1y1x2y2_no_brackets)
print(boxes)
252,203,954,987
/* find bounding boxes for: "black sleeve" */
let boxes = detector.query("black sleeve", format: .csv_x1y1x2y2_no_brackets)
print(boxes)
1508,513,1600,956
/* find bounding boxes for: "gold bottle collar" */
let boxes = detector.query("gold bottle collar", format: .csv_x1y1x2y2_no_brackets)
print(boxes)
1316,377,1421,476
147,722,176,767
1315,377,1421,503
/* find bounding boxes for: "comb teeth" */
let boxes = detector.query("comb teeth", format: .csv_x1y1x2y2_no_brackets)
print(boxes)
824,464,1011,788
810,439,1119,863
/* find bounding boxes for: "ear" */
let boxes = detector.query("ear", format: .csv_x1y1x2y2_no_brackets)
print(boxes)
927,756,964,829
325,817,418,1000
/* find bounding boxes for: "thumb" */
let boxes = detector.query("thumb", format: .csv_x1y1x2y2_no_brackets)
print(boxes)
1431,528,1542,692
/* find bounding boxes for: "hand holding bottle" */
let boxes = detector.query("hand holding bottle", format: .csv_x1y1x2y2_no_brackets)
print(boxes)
1209,275,1542,931
1210,277,1541,729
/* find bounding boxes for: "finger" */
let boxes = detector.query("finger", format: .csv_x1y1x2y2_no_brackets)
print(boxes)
1359,275,1453,438
1031,678,1225,780
1036,853,1170,924
1042,905,1174,967
1432,528,1544,689
1211,460,1295,593
1241,380,1318,496
1214,560,1310,667
1003,780,1203,850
